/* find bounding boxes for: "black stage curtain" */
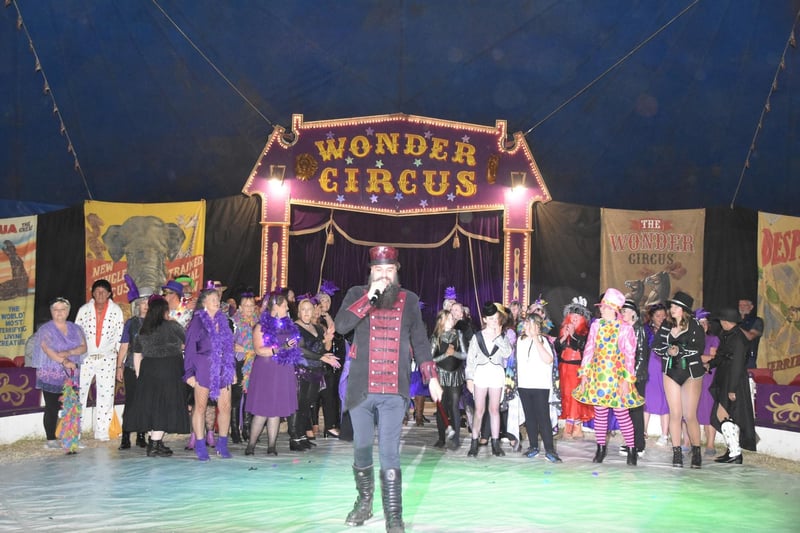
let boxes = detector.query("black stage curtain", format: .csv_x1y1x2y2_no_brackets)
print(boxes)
531,201,602,329
203,195,262,301
702,206,758,314
34,204,86,325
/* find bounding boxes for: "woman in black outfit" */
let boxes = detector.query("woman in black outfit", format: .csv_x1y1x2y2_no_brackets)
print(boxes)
130,296,190,457
291,297,341,450
431,309,466,450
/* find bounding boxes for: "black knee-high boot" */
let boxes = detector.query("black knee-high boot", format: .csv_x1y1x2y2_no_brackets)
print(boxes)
345,465,374,526
230,404,242,444
381,468,404,533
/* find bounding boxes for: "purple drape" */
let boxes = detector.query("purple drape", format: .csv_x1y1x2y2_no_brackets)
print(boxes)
288,206,502,330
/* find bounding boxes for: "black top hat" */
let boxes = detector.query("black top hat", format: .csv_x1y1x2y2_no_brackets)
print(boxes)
622,299,639,315
714,308,741,323
482,301,504,318
666,291,694,312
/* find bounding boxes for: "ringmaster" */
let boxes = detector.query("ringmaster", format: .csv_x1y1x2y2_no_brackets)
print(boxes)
335,245,442,533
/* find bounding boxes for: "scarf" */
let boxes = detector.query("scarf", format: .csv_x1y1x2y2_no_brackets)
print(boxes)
197,309,235,401
259,313,303,366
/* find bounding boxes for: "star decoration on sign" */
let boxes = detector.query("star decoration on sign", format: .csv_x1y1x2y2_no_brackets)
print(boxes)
424,130,433,139
413,158,422,167
326,131,336,140
366,127,375,136
336,195,345,203
461,134,470,143
419,199,429,208
447,193,456,201
345,156,354,164
370,194,379,203
375,160,384,169
394,192,404,201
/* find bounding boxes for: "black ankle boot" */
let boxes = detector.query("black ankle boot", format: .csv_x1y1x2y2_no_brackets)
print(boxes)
627,445,638,466
135,432,147,448
149,440,174,458
381,468,404,533
345,465,374,526
467,438,479,457
672,446,683,467
490,438,505,457
690,446,702,469
118,432,131,450
592,444,607,463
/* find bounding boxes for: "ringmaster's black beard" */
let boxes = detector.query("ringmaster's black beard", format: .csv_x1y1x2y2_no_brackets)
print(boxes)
366,272,402,309
375,283,401,309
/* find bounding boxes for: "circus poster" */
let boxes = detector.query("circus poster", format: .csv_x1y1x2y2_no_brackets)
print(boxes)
0,216,36,360
758,212,800,383
84,201,205,308
600,208,704,311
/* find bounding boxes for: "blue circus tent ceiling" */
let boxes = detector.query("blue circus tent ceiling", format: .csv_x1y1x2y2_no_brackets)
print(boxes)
2,1,799,217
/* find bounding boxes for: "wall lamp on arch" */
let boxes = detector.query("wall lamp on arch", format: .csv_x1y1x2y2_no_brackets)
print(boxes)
510,171,527,191
269,164,287,186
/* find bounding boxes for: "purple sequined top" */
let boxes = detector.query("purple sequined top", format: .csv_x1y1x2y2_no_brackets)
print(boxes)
33,321,86,394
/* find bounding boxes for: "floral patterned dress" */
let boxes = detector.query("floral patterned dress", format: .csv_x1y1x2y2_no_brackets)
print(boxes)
572,319,644,409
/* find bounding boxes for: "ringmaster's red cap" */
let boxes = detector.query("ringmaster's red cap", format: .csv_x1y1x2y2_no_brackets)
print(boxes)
369,246,399,265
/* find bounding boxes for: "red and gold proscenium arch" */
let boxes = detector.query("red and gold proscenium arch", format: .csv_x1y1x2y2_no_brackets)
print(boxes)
242,113,551,310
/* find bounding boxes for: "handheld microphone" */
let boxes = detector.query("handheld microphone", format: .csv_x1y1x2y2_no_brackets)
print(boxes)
369,288,382,305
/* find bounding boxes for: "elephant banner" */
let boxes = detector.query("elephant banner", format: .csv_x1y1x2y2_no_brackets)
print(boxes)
600,208,704,312
84,201,206,309
0,215,36,360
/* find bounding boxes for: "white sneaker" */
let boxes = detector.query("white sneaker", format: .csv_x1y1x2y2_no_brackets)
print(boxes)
656,435,669,446
44,440,61,450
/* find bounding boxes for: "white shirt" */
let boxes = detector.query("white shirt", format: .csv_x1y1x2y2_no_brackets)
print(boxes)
516,335,554,390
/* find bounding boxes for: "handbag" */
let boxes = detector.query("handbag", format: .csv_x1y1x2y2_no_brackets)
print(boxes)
109,409,122,439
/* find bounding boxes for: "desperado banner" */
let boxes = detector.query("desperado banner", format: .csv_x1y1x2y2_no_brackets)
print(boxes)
0,215,36,359
601,208,704,311
84,201,205,307
758,211,800,382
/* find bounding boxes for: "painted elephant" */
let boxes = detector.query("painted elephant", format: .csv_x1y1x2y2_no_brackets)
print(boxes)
102,216,186,296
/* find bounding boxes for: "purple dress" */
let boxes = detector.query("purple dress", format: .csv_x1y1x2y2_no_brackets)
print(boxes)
696,334,720,425
245,324,299,418
644,324,670,415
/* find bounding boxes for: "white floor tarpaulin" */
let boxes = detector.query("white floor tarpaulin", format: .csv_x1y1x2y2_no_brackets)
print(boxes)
1,422,797,532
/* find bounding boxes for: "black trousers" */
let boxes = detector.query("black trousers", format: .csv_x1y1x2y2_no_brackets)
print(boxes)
435,385,462,441
518,388,555,453
629,404,646,451
121,366,137,432
43,390,63,440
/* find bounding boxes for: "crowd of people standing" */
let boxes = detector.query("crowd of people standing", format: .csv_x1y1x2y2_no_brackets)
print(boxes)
28,255,762,532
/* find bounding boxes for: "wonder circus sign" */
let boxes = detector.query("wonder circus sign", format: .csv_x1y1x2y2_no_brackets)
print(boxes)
244,113,548,213
242,113,551,303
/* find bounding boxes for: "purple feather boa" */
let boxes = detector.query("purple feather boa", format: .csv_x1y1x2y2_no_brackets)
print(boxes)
196,309,235,401
259,313,303,366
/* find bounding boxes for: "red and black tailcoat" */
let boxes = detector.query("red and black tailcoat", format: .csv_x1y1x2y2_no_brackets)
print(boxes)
334,286,436,412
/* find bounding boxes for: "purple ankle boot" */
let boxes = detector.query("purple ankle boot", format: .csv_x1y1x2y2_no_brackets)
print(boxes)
206,430,216,448
216,436,232,458
194,437,210,461
184,433,196,450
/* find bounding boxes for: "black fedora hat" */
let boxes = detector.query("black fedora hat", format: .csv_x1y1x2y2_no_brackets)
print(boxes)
714,308,741,323
666,291,694,312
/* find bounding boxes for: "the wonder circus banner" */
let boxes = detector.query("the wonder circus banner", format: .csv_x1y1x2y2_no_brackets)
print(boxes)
600,208,704,311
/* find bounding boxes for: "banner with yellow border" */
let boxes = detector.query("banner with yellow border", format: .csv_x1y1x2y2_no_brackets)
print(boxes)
758,211,800,382
84,201,205,306
0,216,36,360
601,208,704,311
